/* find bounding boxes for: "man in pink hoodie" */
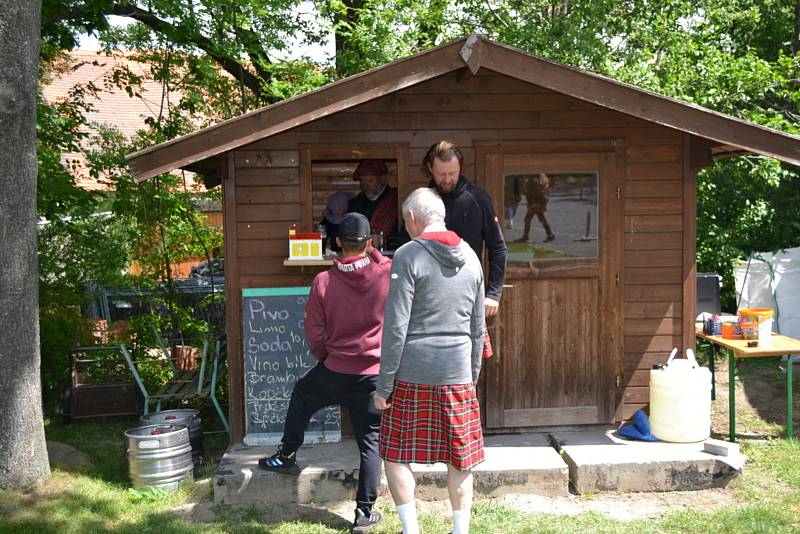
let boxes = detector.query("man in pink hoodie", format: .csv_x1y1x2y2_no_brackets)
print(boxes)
258,212,391,534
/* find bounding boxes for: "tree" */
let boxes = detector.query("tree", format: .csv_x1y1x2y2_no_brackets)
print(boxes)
0,0,51,489
35,67,131,403
41,0,324,104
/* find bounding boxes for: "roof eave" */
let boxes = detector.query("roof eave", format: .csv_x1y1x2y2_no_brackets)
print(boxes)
127,37,471,181
128,34,800,180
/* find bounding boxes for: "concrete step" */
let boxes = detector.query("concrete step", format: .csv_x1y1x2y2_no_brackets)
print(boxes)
214,433,569,506
553,431,740,493
415,433,569,500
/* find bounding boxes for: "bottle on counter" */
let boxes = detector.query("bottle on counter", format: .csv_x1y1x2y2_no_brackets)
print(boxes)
289,223,297,238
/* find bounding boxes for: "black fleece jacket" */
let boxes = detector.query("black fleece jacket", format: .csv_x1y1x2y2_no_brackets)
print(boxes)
429,176,508,302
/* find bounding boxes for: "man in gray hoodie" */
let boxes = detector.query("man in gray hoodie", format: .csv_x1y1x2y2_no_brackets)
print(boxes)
373,188,486,534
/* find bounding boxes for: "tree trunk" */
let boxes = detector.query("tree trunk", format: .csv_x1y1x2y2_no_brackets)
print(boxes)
0,0,50,490
334,0,365,77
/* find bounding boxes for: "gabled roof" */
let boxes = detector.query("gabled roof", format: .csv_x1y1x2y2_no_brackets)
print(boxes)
127,34,800,181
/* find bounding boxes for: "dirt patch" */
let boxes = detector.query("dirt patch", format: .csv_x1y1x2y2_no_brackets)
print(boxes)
708,354,799,439
184,486,740,524
488,487,738,520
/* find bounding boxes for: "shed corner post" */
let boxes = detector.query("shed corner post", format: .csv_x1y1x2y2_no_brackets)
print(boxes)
682,135,699,353
223,151,246,442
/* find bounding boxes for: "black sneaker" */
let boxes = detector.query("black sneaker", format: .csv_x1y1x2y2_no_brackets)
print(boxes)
352,507,382,533
544,233,555,243
258,447,300,475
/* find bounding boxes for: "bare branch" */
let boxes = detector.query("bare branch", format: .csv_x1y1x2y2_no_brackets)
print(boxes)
106,3,269,98
484,1,510,28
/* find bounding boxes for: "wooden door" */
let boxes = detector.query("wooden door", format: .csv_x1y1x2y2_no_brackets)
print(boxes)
479,142,624,429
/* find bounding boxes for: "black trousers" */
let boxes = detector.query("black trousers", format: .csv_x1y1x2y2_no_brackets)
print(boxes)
282,362,381,510
522,208,553,238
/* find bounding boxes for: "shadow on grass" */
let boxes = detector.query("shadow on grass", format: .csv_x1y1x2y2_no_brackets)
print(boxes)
44,414,230,485
741,359,800,438
697,341,800,440
0,482,352,534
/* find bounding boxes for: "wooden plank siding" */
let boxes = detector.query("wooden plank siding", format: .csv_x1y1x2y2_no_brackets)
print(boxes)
621,133,686,416
224,70,692,437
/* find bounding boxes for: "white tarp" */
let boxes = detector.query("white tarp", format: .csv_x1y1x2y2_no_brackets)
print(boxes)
734,246,800,338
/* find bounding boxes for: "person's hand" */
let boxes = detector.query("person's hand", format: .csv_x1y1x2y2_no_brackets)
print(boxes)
372,392,390,411
485,297,500,317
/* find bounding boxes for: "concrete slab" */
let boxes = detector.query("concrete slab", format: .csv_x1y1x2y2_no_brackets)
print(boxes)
554,431,740,494
214,433,569,506
413,433,569,500
214,440,362,506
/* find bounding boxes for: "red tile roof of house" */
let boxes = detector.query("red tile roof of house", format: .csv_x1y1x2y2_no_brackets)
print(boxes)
42,50,203,191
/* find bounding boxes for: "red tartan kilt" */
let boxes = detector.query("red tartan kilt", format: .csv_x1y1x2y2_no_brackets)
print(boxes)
379,381,485,470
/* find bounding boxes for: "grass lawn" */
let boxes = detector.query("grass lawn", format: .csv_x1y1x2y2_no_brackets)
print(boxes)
2,371,800,534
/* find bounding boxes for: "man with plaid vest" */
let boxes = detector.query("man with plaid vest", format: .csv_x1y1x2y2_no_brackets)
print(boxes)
348,159,399,251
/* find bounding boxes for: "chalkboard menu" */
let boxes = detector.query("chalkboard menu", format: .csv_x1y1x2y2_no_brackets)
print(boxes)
242,287,341,446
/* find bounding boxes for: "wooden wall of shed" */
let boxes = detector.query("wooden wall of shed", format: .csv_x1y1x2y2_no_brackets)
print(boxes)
225,69,691,439
620,143,689,420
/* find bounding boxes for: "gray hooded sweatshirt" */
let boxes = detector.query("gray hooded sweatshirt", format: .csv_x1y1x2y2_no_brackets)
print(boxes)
377,233,486,399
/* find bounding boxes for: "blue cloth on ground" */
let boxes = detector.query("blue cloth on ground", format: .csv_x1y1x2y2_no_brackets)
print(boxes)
617,409,659,442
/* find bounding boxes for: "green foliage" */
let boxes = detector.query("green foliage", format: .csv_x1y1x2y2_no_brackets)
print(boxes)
37,55,130,404
44,0,328,105
697,158,800,310
36,49,224,404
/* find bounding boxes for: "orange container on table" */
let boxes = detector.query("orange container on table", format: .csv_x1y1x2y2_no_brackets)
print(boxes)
739,307,773,323
721,323,736,339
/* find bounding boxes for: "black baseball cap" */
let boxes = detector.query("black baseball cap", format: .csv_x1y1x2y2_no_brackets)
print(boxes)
339,212,371,242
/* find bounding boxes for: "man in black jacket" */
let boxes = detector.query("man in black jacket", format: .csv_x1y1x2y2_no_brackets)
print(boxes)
423,140,508,316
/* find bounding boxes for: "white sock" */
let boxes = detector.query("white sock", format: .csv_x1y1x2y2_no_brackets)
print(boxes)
396,502,419,534
453,509,470,534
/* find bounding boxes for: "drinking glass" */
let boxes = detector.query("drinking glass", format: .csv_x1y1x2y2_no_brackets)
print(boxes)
372,230,384,252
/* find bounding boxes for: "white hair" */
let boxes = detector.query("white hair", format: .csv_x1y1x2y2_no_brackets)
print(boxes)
402,187,445,226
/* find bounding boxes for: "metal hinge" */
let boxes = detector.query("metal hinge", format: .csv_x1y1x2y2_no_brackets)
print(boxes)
616,186,621,199
616,374,621,388
615,273,620,286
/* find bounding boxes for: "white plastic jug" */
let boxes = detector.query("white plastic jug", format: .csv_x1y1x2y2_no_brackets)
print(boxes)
649,348,712,442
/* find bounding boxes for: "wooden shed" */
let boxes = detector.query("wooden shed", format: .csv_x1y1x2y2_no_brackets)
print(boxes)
128,35,800,443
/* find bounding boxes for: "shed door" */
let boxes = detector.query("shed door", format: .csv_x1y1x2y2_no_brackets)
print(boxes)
481,147,623,428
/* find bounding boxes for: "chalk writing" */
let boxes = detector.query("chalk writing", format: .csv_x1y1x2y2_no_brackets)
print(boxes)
242,288,340,443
